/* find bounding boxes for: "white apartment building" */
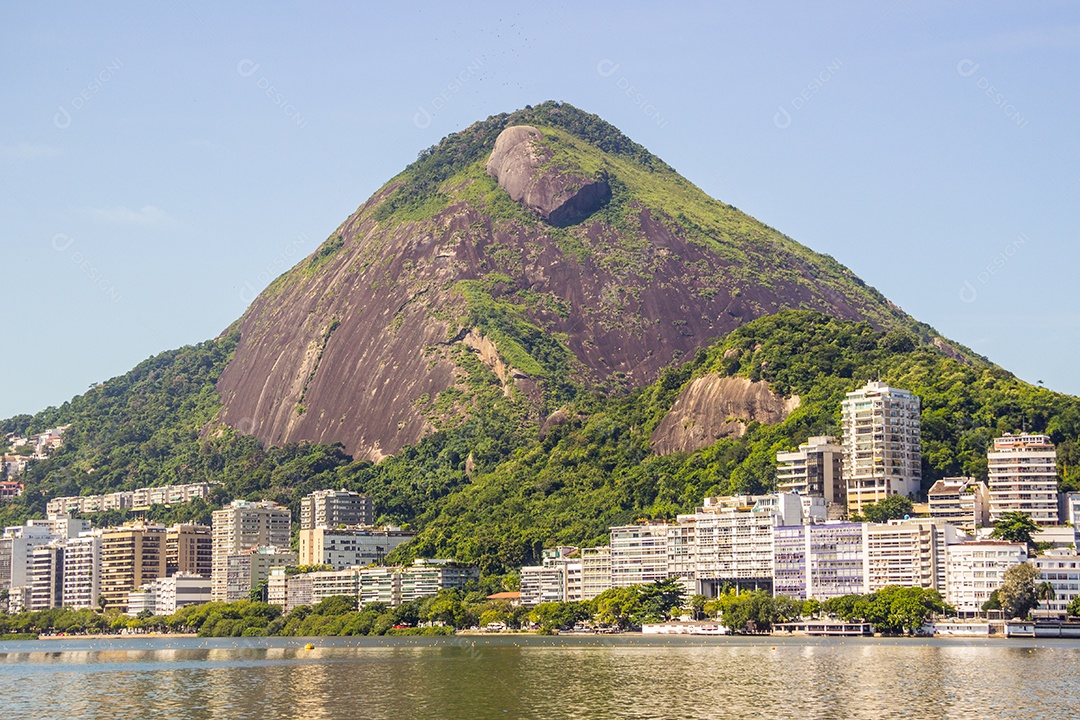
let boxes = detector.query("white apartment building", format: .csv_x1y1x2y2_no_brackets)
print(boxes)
47,482,215,516
773,522,866,602
1060,492,1080,527
399,559,478,603
359,566,401,606
27,544,64,611
610,523,670,588
864,519,962,595
946,541,1027,615
311,568,362,606
0,524,60,592
841,382,922,515
211,500,291,602
62,531,102,610
928,478,990,529
580,546,611,600
153,572,211,615
776,436,846,507
299,489,374,530
987,434,1060,524
1032,554,1080,619
27,514,90,540
224,545,296,602
297,526,413,569
520,564,566,606
689,494,805,596
126,587,157,616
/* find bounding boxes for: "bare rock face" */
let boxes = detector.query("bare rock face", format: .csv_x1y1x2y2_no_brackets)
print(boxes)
650,375,801,455
486,125,611,227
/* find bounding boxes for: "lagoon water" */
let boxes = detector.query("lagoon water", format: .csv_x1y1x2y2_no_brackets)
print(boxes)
1,634,1077,719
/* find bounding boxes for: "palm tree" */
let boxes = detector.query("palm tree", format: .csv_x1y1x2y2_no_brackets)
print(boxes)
1035,581,1056,616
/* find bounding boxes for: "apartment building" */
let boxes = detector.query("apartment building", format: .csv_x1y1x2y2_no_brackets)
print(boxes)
773,522,866,602
520,562,569,606
689,494,805,596
776,435,845,507
610,523,670,589
211,501,291,602
0,524,58,592
864,519,961,595
296,526,413,569
987,433,1060,524
399,559,478,603
580,546,612,601
100,524,167,611
1032,554,1080,619
166,524,213,578
27,544,64,610
299,489,374,530
945,541,1027,615
153,572,211,615
841,382,922,515
62,531,102,609
928,478,990,530
224,545,296,602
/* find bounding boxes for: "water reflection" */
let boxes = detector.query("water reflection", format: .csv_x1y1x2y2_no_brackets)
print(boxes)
1,637,1078,719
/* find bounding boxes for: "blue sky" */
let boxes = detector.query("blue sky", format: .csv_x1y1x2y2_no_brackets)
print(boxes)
2,1,1078,418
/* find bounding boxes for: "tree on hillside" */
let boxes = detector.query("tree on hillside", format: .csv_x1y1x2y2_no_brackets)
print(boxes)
860,495,914,523
991,512,1041,548
998,563,1040,619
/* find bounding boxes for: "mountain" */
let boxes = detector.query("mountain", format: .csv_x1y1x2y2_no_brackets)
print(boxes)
215,101,949,462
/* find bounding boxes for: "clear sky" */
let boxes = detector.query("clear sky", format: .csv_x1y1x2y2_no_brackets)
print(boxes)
2,1,1078,419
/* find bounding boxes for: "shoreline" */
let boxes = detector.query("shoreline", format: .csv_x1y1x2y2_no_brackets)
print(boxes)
36,632,198,640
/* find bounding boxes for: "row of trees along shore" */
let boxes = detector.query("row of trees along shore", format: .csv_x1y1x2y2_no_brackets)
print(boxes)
6,573,1071,640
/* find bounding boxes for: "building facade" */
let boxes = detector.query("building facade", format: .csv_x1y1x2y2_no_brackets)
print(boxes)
224,546,296,602
211,501,291,602
153,572,211,615
100,524,167,611
62,532,102,609
166,524,213,578
945,541,1027,615
299,489,374,530
610,523,670,589
27,544,64,611
773,522,866,601
1032,554,1080,619
296,526,413,569
841,382,922,515
580,546,612,601
776,436,846,508
928,478,990,530
987,434,1060,524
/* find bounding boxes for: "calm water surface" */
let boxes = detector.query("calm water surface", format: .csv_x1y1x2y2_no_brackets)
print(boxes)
1,634,1076,719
